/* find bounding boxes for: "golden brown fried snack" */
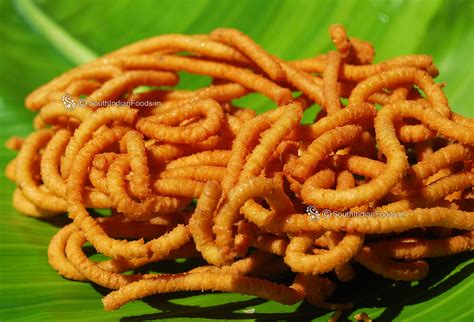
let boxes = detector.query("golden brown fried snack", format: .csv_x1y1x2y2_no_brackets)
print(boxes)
6,24,473,313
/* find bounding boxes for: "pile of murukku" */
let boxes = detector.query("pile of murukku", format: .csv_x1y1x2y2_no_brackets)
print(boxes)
5,25,474,313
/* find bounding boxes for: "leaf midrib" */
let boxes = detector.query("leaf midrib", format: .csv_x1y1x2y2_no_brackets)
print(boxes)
14,0,97,65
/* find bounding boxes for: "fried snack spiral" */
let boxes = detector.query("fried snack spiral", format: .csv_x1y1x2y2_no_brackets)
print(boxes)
6,25,473,314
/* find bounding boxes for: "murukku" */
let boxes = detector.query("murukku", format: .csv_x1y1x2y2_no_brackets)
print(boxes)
322,51,343,114
39,101,93,126
188,181,227,266
292,55,437,82
153,178,203,198
239,103,303,181
40,129,71,197
97,215,174,240
26,65,122,110
278,59,324,106
355,246,429,281
189,250,275,276
221,106,288,193
65,79,102,98
164,150,230,170
407,171,472,204
8,25,473,314
407,143,474,184
107,54,293,105
137,99,224,144
120,130,151,200
5,136,24,150
159,165,226,182
12,188,55,218
102,271,305,311
300,99,422,209
107,156,188,220
210,28,284,81
290,102,376,141
296,274,350,310
329,24,352,62
312,207,474,233
289,124,363,184
48,224,86,281
349,131,377,159
107,33,252,64
67,127,150,259
284,232,364,275
95,225,192,274
62,107,137,177
214,176,295,263
87,70,179,103
333,176,357,281
368,231,474,260
15,129,67,213
329,23,374,65
65,231,143,289
250,233,289,257
349,67,449,117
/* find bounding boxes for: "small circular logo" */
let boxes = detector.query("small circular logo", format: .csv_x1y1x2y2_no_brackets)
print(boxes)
321,209,332,218
61,93,76,111
77,98,88,108
306,205,320,221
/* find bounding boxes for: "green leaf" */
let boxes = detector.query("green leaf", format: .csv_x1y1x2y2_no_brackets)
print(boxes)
0,0,472,321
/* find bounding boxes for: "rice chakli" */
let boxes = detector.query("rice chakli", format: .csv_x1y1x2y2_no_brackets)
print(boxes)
6,25,474,312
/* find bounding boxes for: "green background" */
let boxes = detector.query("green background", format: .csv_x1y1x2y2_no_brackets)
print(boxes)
0,0,473,321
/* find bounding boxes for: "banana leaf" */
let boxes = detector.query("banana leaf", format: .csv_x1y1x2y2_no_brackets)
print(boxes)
0,0,472,321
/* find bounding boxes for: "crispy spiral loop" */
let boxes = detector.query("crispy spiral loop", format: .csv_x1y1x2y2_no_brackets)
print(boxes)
6,25,472,313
